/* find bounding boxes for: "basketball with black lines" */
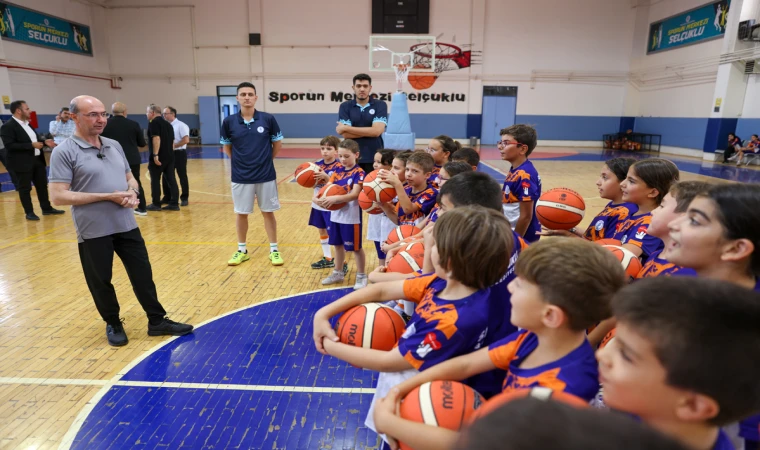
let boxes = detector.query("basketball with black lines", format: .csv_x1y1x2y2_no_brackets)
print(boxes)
471,387,588,422
398,380,484,450
334,304,406,351
536,188,586,230
362,170,396,203
294,162,319,188
358,190,383,214
602,245,642,282
316,183,348,211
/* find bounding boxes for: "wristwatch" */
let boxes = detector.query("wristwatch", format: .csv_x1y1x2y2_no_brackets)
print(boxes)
130,187,140,195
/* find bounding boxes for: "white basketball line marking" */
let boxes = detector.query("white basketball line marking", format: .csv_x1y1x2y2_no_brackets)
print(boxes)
400,251,421,272
363,303,380,349
419,382,439,426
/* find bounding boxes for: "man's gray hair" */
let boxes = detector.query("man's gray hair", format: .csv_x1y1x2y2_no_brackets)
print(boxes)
148,104,162,114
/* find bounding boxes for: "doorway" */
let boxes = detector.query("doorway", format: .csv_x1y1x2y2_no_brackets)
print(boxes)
480,86,517,145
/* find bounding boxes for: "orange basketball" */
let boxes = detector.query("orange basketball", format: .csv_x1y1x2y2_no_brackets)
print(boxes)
362,170,396,203
536,188,586,230
471,387,588,422
294,162,318,188
334,303,406,351
594,238,623,247
403,241,424,253
358,190,383,214
317,183,348,211
385,225,422,245
407,65,438,91
602,245,643,282
386,249,425,274
399,380,484,450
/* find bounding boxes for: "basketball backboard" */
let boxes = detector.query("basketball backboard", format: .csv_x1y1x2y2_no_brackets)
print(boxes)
369,35,437,73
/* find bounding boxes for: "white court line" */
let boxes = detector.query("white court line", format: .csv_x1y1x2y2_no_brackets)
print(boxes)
58,287,355,450
0,376,374,394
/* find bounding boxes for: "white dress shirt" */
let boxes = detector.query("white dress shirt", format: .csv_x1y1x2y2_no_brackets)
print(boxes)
169,118,190,150
13,116,40,156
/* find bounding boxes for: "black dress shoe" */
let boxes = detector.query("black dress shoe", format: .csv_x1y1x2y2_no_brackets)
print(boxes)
146,204,163,212
107,321,129,347
42,208,65,215
160,198,170,205
25,213,40,221
148,318,193,336
162,205,180,211
180,200,188,207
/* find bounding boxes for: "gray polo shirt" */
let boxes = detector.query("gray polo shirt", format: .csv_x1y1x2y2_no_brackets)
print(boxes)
49,135,138,243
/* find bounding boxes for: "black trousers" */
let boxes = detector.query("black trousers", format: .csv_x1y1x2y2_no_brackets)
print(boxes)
16,158,52,214
148,160,178,207
77,228,166,324
723,145,736,163
129,163,147,211
162,150,188,202
0,149,19,189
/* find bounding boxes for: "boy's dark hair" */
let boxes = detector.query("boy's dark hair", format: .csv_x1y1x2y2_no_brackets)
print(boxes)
237,82,256,94
319,135,341,149
451,147,480,167
669,180,710,213
338,139,360,154
434,206,514,290
393,150,414,165
752,134,758,139
10,100,26,115
407,151,435,174
376,149,396,167
500,124,538,155
613,277,760,426
60,107,70,113
516,239,624,331
432,135,461,159
630,158,680,205
438,172,502,212
604,157,636,182
442,161,472,178
353,73,372,85
456,397,689,450
698,183,760,276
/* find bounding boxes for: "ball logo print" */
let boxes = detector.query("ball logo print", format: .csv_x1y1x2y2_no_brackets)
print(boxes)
595,220,604,231
257,126,264,133
369,109,375,115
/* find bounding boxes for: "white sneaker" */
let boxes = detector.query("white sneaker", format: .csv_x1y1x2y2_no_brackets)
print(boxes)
321,271,345,285
353,274,368,290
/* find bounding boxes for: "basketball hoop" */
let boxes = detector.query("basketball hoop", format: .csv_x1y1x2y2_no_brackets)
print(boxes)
393,63,411,92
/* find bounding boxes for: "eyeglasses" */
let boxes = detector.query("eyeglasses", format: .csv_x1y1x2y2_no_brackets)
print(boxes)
424,147,440,153
497,140,521,148
80,112,110,119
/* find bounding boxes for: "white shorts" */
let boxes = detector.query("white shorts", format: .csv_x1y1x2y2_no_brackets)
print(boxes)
231,181,280,214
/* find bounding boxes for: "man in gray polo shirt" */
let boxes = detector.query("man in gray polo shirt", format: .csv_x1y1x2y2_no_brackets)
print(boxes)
49,95,193,347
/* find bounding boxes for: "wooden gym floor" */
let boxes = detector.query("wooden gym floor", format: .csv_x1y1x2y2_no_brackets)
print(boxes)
0,144,752,449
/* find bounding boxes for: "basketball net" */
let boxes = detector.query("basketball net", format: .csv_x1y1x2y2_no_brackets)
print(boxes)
393,63,411,92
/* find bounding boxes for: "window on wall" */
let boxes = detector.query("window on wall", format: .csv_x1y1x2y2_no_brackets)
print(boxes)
483,86,517,97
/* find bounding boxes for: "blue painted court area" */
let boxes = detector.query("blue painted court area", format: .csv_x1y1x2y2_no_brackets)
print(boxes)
71,288,383,450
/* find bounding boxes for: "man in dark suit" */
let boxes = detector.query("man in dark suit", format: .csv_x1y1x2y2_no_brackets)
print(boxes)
0,100,65,220
0,119,19,190
145,104,179,211
102,102,148,215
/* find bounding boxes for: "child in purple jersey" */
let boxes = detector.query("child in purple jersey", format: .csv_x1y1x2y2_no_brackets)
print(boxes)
380,151,438,227
309,135,344,270
666,183,760,448
374,239,625,449
451,146,480,171
424,135,459,189
542,158,637,241
366,149,397,266
597,277,760,450
312,207,514,445
499,124,542,243
612,159,680,260
636,181,709,279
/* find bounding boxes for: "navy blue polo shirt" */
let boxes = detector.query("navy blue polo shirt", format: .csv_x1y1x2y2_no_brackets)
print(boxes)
338,98,388,163
220,110,283,184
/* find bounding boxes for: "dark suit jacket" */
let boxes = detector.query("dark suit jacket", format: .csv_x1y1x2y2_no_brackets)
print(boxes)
101,115,147,166
0,118,46,172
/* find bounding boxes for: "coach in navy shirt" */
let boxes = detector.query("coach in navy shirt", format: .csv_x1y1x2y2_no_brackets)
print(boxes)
336,73,388,174
221,82,285,267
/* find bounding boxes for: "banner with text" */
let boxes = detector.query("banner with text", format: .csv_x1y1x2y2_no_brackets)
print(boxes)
0,1,93,56
647,0,730,54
